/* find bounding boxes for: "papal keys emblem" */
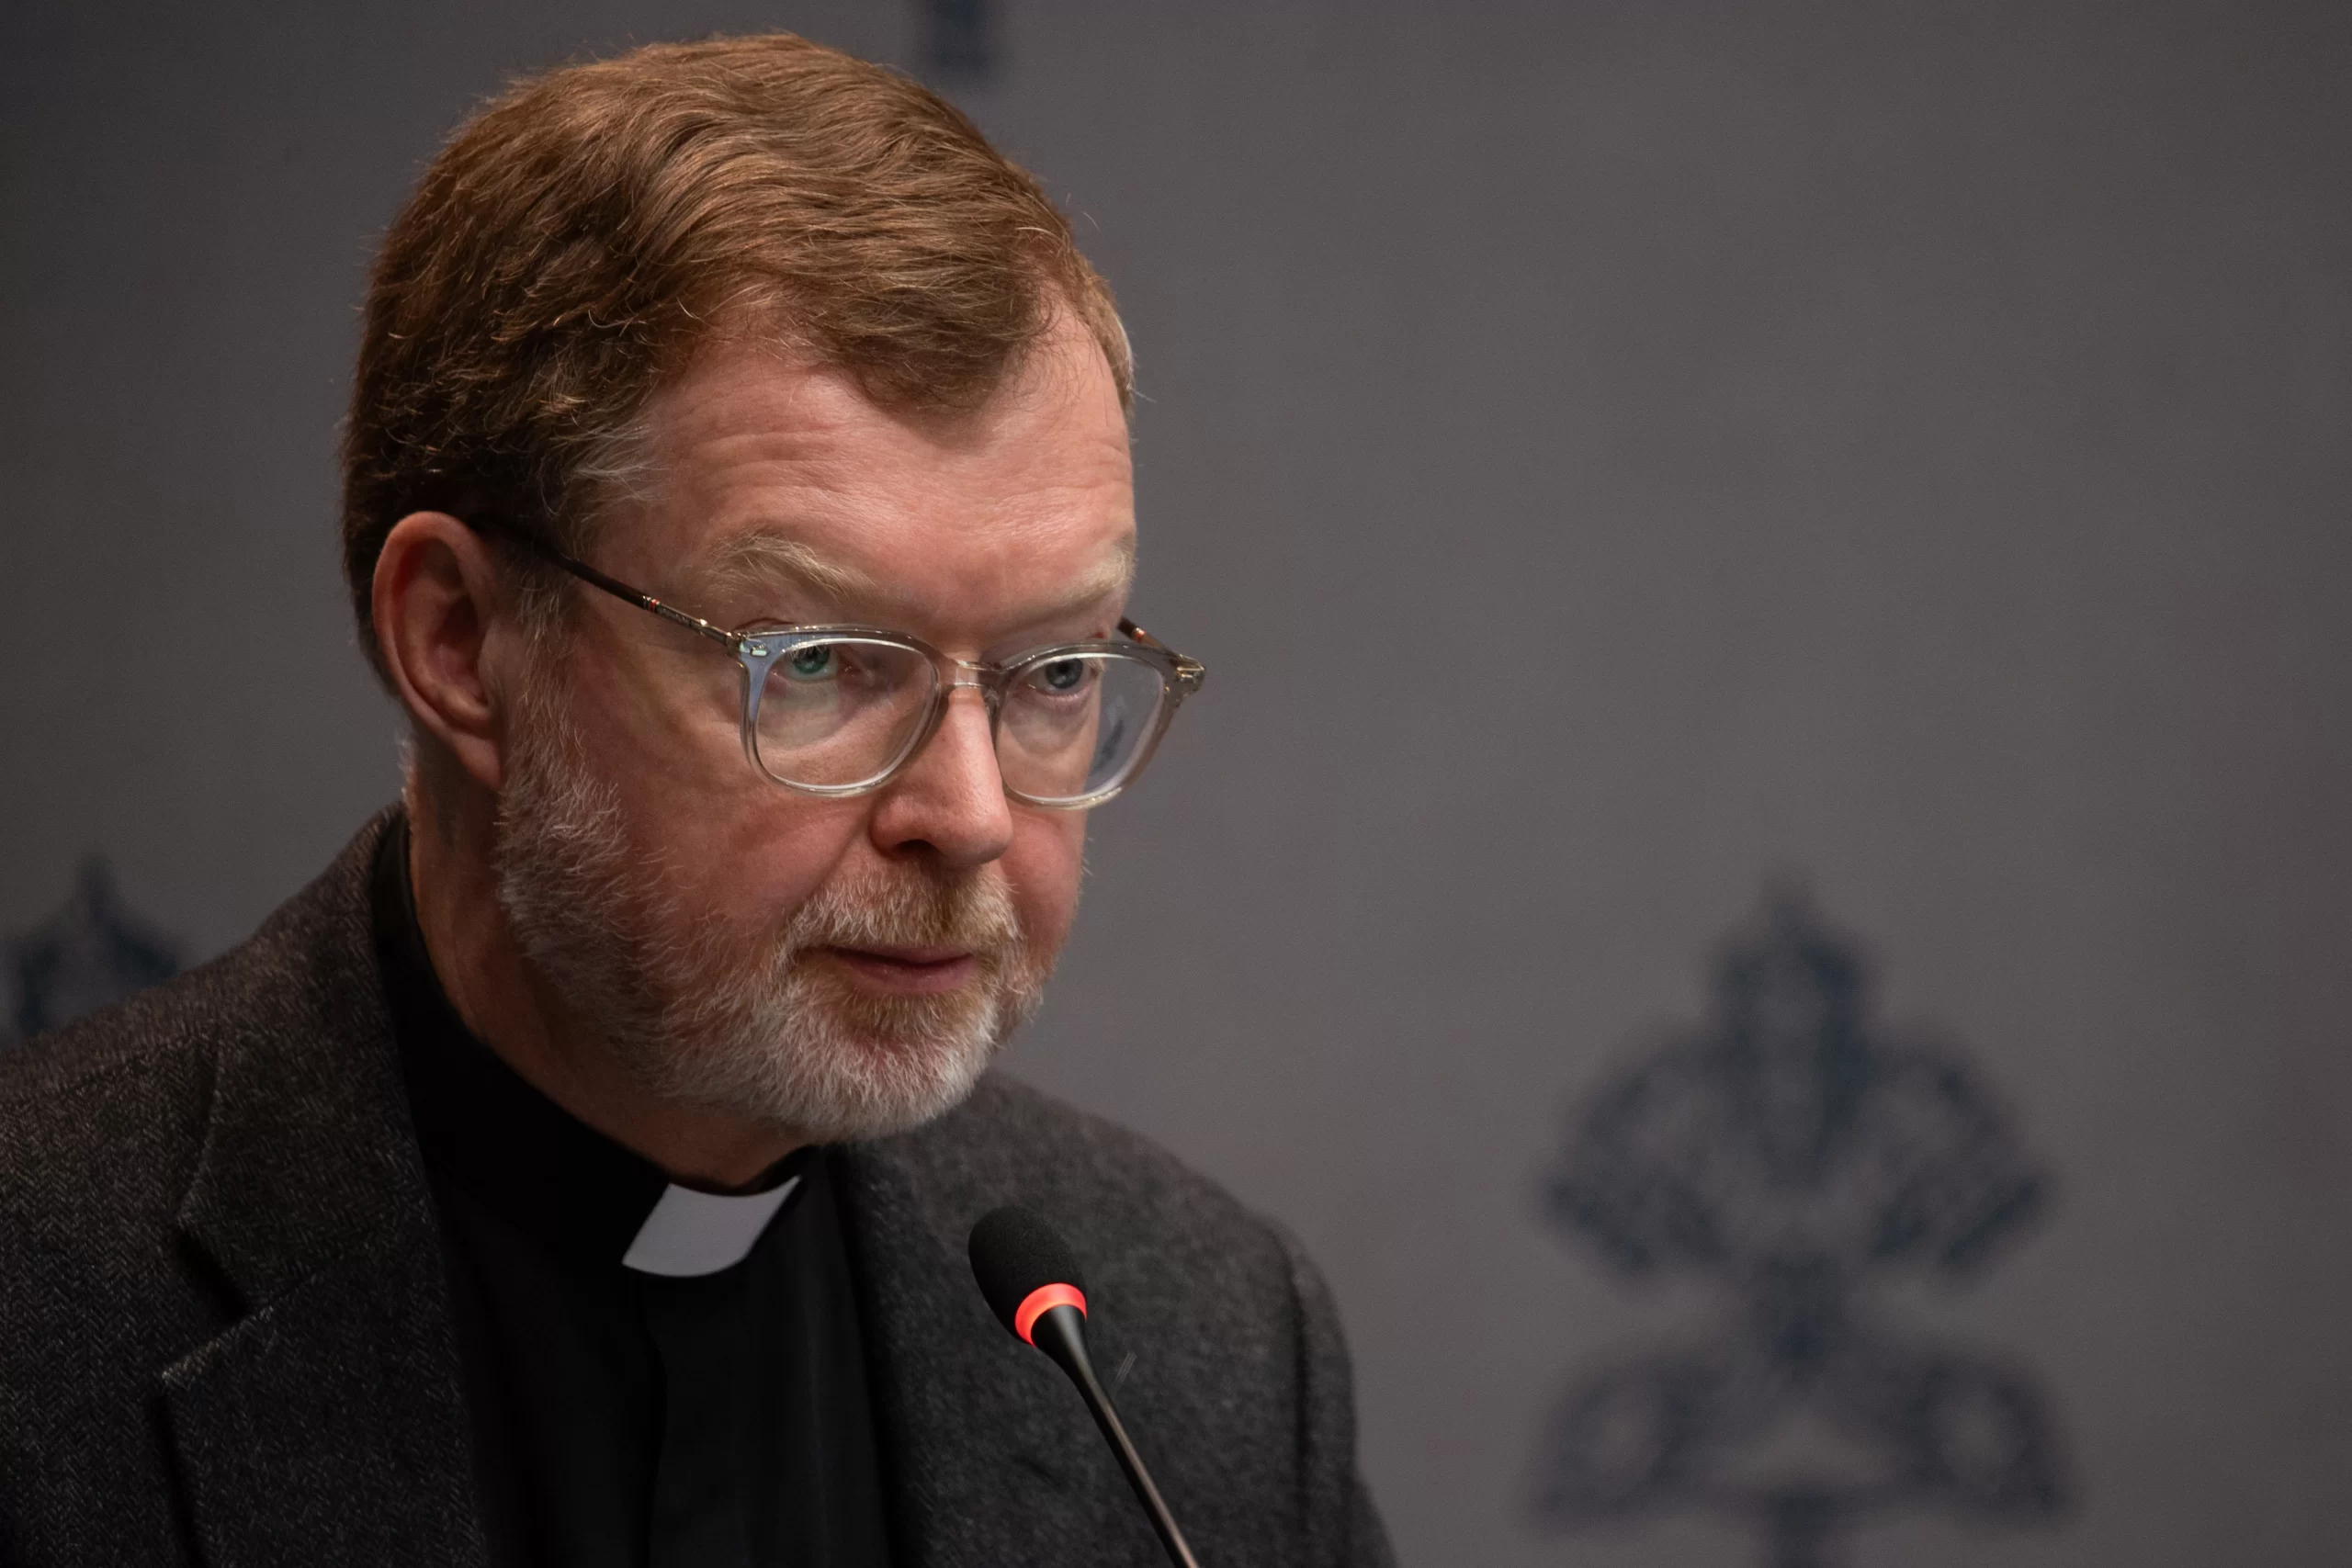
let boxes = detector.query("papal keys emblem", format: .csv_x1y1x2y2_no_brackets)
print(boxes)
1530,893,2068,1568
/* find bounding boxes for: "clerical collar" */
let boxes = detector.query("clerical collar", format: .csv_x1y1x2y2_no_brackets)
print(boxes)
372,818,808,1276
621,1178,801,1276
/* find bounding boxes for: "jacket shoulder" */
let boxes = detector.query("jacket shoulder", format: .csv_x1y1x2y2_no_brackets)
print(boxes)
0,941,285,1494
0,813,393,1330
0,961,234,1247
0,839,365,1187
0,811,389,1127
893,1072,1295,1287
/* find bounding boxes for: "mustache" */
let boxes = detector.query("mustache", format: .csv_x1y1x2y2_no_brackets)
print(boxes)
781,863,1023,956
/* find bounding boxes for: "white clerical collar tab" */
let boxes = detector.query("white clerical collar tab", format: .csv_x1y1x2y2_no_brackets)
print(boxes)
622,1175,801,1278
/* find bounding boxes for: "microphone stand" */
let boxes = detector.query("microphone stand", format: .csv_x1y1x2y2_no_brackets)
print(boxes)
1028,1303,1203,1568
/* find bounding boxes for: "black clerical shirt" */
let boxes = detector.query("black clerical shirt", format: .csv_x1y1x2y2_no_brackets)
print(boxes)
370,824,893,1568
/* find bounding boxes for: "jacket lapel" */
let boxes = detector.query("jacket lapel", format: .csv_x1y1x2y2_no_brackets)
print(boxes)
162,815,488,1568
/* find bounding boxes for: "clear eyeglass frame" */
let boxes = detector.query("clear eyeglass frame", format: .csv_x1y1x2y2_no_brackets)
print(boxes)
469,518,1205,810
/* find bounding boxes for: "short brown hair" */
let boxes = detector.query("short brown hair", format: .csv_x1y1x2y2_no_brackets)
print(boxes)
341,33,1129,679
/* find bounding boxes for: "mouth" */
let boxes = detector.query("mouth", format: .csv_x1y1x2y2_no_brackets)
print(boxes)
820,945,984,995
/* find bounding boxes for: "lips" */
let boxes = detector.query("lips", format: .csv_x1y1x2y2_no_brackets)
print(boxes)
821,945,983,995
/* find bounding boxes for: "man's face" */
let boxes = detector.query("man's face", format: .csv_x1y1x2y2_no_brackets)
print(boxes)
492,313,1135,1143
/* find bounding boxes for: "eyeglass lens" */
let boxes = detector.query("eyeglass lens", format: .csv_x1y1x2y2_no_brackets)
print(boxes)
752,637,938,789
750,638,1170,802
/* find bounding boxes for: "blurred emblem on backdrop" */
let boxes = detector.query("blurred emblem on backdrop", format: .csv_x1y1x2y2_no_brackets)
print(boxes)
2,857,181,1047
919,0,996,85
1528,891,2069,1568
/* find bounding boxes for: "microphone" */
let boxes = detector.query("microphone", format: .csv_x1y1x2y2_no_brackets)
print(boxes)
968,1207,1204,1568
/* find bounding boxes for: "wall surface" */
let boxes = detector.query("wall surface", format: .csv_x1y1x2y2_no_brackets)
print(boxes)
4,4,2347,1564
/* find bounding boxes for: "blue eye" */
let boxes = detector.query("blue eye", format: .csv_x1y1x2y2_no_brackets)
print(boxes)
1037,658,1088,694
787,645,834,679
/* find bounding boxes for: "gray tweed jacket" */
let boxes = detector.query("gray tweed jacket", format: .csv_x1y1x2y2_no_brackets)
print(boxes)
0,814,1394,1568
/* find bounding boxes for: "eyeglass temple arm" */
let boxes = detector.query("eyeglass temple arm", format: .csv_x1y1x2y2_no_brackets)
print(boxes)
466,516,741,649
1120,617,1206,693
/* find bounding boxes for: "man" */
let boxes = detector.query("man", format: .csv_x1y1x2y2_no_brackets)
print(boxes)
0,34,1393,1568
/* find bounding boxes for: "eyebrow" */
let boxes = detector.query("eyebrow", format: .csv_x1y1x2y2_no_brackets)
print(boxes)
698,529,1137,627
701,532,882,604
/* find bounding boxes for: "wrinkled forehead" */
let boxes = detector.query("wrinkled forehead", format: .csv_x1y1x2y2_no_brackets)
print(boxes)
698,527,1136,624
619,329,1136,637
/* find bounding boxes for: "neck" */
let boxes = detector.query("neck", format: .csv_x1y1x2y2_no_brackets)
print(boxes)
403,775,802,1191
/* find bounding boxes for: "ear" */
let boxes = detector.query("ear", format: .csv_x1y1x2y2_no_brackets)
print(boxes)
372,512,521,792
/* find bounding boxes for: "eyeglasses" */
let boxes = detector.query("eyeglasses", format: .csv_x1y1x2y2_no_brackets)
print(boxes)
469,519,1204,809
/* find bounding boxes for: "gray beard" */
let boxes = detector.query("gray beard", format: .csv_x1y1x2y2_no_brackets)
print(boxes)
490,672,1048,1145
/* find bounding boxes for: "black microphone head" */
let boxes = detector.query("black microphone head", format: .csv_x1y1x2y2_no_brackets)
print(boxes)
969,1205,1088,1343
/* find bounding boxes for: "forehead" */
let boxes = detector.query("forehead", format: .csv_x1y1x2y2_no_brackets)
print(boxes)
612,320,1136,637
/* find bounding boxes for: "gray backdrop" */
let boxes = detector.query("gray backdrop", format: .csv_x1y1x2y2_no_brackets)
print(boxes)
4,3,2347,1563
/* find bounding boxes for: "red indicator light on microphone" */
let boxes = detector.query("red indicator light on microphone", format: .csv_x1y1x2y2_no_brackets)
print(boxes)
1013,1281,1087,1345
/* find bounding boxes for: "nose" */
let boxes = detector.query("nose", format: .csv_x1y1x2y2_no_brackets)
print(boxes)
865,685,1015,867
